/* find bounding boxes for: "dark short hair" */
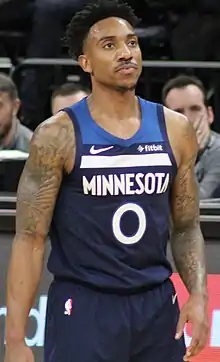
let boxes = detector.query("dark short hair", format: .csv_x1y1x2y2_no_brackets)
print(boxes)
162,74,208,107
0,72,18,100
51,82,89,101
65,0,139,59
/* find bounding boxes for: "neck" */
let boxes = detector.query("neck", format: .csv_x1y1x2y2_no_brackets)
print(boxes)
89,85,138,120
1,118,17,148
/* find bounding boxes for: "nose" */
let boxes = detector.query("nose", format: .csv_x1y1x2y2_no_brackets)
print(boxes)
117,43,132,61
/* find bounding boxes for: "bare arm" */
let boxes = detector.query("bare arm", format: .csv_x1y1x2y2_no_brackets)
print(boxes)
170,114,207,298
5,114,74,344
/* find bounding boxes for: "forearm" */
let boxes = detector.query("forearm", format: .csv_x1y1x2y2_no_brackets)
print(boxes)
5,235,45,343
170,223,208,298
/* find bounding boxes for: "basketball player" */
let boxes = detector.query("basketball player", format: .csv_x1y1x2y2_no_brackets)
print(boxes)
4,1,209,362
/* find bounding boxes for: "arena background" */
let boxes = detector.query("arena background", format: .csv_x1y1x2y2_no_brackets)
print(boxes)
1,1,220,361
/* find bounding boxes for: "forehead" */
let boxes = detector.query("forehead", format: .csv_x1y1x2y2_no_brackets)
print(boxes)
88,17,134,41
0,91,11,102
166,85,205,108
53,92,87,106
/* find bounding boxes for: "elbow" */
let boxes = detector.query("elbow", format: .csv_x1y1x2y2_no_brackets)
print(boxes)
171,216,200,235
13,232,46,251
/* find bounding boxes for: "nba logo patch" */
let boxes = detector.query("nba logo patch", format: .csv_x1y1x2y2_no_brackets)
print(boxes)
64,298,73,316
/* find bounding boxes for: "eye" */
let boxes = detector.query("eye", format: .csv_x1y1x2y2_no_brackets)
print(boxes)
103,43,114,49
128,39,138,47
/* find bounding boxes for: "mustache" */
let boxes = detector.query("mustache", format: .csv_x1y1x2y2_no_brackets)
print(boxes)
115,61,138,72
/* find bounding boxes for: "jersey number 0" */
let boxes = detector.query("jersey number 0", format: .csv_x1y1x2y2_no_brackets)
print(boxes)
112,203,146,244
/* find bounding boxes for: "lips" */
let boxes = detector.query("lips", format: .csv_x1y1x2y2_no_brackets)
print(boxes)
115,63,138,72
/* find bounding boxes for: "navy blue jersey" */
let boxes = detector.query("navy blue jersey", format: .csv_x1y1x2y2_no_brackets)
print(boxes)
48,97,177,293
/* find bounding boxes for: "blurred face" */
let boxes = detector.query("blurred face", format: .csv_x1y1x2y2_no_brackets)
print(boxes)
165,84,214,150
79,17,142,92
52,91,88,115
0,92,20,140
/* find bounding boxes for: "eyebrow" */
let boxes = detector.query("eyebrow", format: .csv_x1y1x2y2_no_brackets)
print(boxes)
97,33,137,44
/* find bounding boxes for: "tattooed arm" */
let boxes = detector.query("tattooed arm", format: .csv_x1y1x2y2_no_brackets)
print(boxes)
170,117,207,297
169,112,208,360
5,113,74,346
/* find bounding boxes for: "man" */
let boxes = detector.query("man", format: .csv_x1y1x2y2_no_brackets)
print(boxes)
0,73,33,152
51,82,89,115
4,1,209,362
162,74,220,199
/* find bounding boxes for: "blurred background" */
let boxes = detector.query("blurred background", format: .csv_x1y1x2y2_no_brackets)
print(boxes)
1,0,220,129
0,1,220,361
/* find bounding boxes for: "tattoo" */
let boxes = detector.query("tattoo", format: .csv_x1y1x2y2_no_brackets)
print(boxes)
170,117,207,297
16,117,74,239
174,155,199,223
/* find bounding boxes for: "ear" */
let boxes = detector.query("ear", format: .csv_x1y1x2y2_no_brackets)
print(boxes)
78,55,92,74
12,98,21,117
207,106,214,126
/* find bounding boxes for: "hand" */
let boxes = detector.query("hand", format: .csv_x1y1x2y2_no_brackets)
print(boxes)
4,341,34,362
175,294,209,361
193,113,209,151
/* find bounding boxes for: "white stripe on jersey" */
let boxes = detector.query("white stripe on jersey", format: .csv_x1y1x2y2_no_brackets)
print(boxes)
80,153,172,169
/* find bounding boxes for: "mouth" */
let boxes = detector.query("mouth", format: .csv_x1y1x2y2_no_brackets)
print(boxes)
115,64,138,73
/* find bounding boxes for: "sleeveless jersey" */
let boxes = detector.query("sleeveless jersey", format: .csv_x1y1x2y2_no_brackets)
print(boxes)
48,97,177,293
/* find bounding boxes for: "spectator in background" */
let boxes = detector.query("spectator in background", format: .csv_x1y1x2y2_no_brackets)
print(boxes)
0,73,32,152
51,82,89,115
19,0,89,129
162,74,220,200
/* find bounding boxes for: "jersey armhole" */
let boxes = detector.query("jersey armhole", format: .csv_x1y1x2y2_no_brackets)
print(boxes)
156,104,178,173
61,107,82,173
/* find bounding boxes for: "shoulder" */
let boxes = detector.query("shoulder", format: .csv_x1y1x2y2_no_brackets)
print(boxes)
138,97,158,108
163,107,198,166
163,106,189,133
29,111,75,170
210,131,220,149
32,111,74,142
18,122,33,140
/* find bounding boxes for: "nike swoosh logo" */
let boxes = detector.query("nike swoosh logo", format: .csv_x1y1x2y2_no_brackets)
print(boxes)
90,145,114,155
172,293,178,305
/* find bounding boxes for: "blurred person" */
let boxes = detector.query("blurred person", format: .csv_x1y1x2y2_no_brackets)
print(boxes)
19,0,90,129
0,73,33,152
162,74,220,199
4,2,208,362
51,82,89,115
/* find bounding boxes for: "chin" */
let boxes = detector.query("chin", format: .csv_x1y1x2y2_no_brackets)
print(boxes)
114,82,137,93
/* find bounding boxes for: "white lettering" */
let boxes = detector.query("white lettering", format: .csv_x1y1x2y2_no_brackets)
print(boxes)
125,174,135,195
144,173,156,194
96,175,102,196
155,172,165,193
25,296,47,347
102,174,114,196
184,309,220,348
82,173,170,196
1,295,47,348
135,173,145,195
145,144,163,152
114,174,125,195
160,173,169,193
210,310,220,347
83,175,96,195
